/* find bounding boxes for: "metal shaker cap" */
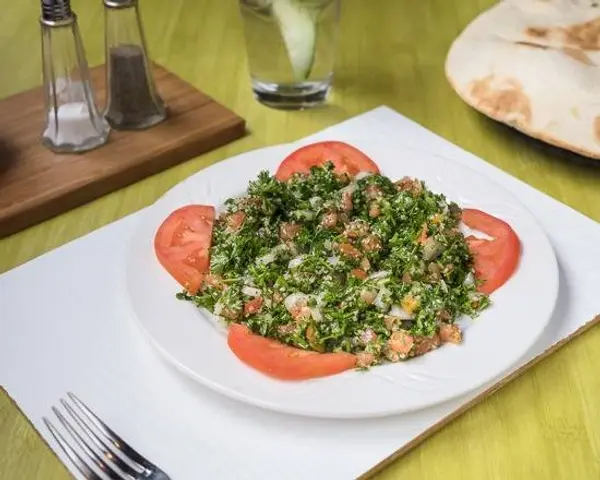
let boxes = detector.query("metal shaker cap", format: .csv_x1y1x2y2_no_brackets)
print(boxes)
41,0,73,22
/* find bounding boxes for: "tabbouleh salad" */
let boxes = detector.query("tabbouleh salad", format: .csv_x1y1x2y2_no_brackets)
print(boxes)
178,163,490,368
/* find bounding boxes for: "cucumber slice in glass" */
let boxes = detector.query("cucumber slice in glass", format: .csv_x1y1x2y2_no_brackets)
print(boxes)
272,0,317,81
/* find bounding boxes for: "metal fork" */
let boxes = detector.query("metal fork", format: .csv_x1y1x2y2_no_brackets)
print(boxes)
43,392,171,480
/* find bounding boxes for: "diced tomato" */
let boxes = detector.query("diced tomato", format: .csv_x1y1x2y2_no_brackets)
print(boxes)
221,307,241,320
388,330,414,355
154,205,215,294
361,289,377,304
395,176,423,195
413,334,441,356
225,211,246,232
356,351,376,368
280,222,301,240
350,269,368,280
361,235,382,252
360,256,371,272
439,323,462,344
365,184,383,199
339,243,362,259
462,209,521,295
227,324,356,381
320,212,339,229
275,141,380,181
341,190,354,212
244,297,263,317
416,222,428,245
368,202,381,218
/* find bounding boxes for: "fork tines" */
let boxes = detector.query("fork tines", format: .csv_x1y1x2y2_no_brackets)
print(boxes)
43,392,169,480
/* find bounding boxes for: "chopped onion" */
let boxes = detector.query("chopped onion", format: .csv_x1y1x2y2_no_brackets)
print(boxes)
374,287,391,312
257,252,276,265
389,305,413,320
340,183,357,196
460,223,493,240
288,256,306,269
315,292,326,307
213,302,224,316
257,245,286,265
284,293,309,312
360,328,377,344
464,273,475,286
242,286,262,297
310,307,323,322
354,171,373,181
327,255,340,266
309,196,322,209
468,291,482,301
369,270,390,280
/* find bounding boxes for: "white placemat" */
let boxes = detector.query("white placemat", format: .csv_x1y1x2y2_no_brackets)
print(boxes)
1,106,599,480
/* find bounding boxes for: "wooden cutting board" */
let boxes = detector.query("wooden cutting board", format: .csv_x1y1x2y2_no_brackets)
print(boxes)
0,63,246,238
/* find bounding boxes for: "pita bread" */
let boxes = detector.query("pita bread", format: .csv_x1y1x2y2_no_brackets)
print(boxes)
446,0,600,159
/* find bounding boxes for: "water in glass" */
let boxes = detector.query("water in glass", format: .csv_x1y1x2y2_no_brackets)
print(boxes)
239,0,340,109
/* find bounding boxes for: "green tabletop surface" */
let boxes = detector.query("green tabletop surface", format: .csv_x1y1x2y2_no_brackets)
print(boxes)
1,1,600,479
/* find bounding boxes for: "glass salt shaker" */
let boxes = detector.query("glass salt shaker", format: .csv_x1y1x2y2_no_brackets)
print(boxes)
103,0,167,130
40,0,110,153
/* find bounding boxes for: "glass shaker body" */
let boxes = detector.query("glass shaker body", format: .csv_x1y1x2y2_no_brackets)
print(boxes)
41,15,110,153
103,0,166,130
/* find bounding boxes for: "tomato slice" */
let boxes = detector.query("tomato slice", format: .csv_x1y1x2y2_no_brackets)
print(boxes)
154,205,215,294
275,141,380,181
227,324,357,381
462,208,521,295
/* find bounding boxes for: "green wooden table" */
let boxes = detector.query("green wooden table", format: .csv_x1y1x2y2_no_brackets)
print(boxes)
1,0,599,478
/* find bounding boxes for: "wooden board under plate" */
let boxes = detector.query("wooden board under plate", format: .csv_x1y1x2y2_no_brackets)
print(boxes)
0,63,246,238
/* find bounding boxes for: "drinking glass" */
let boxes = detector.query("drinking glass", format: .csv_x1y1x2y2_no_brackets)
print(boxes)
238,0,341,109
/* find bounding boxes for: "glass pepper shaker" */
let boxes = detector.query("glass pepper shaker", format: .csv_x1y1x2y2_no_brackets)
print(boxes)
40,0,110,153
103,0,167,130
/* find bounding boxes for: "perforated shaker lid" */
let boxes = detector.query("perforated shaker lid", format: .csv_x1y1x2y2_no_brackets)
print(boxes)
41,0,73,22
